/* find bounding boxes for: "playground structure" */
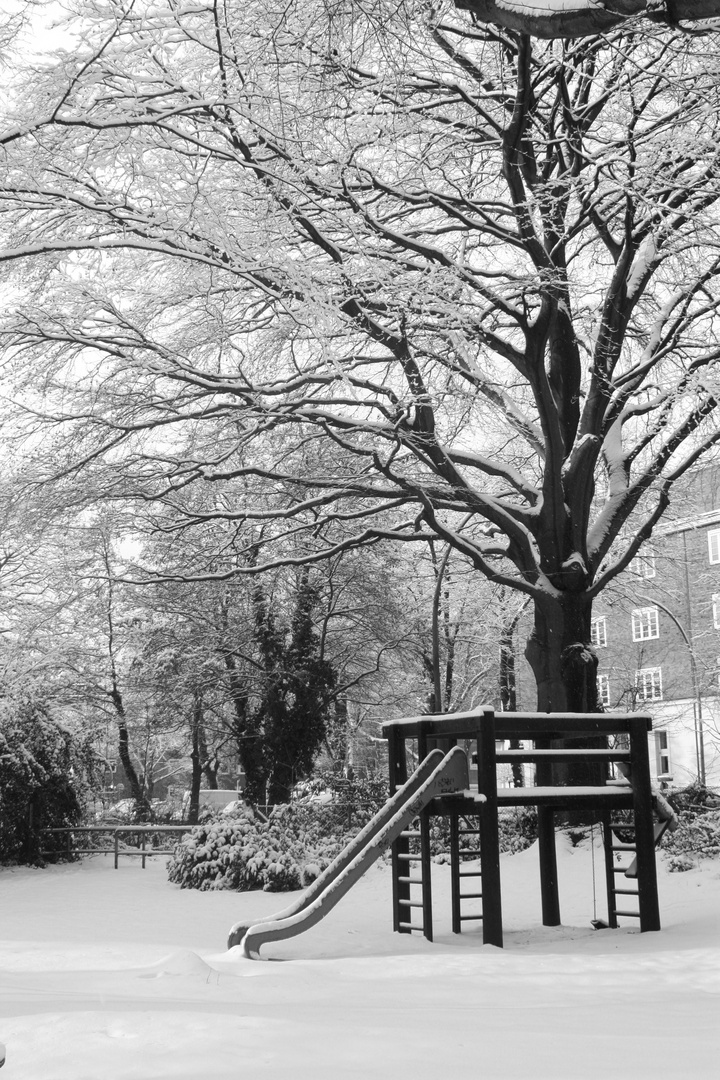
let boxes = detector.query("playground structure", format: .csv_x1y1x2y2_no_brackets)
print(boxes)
384,708,677,948
228,708,675,958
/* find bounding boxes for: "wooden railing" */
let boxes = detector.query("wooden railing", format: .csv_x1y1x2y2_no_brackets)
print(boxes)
41,825,192,868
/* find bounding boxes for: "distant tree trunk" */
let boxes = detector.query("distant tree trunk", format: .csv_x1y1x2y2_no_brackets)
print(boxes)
222,651,267,803
109,685,151,821
187,695,203,825
197,719,219,788
499,598,524,788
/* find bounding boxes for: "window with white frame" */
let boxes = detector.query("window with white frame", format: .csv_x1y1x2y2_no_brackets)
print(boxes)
655,730,671,777
591,615,607,648
635,666,663,701
631,606,659,642
597,673,610,707
631,547,656,579
709,529,720,564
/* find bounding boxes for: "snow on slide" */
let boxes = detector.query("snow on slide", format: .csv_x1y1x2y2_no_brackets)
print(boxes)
229,745,474,960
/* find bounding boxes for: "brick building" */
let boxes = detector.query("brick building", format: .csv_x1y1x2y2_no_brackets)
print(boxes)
511,467,720,791
589,467,720,789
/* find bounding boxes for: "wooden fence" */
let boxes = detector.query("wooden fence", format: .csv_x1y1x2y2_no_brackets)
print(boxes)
41,825,192,868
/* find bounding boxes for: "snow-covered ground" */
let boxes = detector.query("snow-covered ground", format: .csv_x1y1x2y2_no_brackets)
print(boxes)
1,835,719,1079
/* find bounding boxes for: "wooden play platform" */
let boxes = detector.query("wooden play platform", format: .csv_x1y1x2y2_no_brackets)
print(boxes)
382,708,670,948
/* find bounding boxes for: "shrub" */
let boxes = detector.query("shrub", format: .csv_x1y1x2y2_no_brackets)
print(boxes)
0,694,93,865
167,803,363,892
661,808,720,872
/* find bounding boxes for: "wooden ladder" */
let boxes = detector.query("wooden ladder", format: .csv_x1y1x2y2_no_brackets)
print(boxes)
393,809,433,940
450,812,484,933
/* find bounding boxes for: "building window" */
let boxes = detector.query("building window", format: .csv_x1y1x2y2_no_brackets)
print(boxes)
709,529,720,564
631,607,659,641
655,730,671,777
635,666,663,701
597,674,610,707
591,616,607,648
631,548,656,579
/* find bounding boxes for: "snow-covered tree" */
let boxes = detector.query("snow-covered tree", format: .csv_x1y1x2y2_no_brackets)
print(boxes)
4,2,720,717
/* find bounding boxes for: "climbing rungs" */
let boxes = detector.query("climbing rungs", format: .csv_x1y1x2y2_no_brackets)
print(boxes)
459,828,481,836
401,830,422,839
458,848,480,856
612,843,637,852
398,876,423,885
398,899,424,908
459,914,483,921
399,922,424,931
460,892,483,900
612,888,639,897
613,866,634,874
613,909,641,918
396,853,419,861
459,870,482,878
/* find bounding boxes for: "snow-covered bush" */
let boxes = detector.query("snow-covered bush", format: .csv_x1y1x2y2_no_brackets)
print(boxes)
661,809,720,871
0,694,93,865
166,804,365,892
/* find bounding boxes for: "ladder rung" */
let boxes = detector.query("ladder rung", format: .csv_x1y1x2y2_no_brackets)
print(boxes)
613,910,641,918
398,899,424,908
458,870,482,878
458,849,479,856
460,892,483,900
459,829,481,836
613,866,633,874
401,830,422,838
612,888,639,896
612,844,637,852
398,876,423,884
396,854,418,861
459,914,483,921
398,922,424,931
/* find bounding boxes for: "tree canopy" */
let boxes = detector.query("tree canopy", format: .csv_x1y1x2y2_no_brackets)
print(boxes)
3,1,720,712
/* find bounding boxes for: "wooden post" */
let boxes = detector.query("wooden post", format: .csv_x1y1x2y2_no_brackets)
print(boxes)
450,812,461,934
629,716,661,932
477,713,503,947
601,813,618,928
537,807,560,926
388,727,410,933
420,805,433,942
534,737,561,926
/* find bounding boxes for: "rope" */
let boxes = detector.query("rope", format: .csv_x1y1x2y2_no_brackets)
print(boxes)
590,822,598,922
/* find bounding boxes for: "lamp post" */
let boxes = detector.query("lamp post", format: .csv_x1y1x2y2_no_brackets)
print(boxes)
640,594,706,786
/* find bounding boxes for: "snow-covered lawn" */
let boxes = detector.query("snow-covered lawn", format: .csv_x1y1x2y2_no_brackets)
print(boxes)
1,835,719,1078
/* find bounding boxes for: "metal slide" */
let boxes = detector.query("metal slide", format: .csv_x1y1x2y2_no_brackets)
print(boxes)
228,745,471,960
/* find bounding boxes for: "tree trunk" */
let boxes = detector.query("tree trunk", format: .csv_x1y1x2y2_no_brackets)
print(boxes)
499,606,523,788
197,720,219,788
266,762,294,807
222,650,267,804
110,687,151,821
525,593,605,792
187,696,203,825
